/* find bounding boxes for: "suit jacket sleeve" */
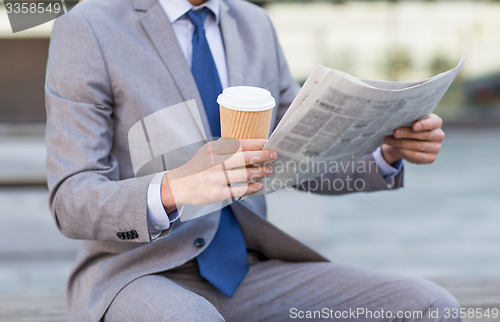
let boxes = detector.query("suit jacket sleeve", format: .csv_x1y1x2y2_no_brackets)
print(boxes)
45,12,152,243
296,153,404,195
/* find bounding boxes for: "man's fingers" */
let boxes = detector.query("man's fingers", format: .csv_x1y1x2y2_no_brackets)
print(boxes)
203,139,273,167
205,138,269,157
413,113,443,132
224,165,273,183
391,128,445,142
223,150,277,169
213,173,266,200
242,181,265,196
386,138,442,154
393,148,438,164
237,139,268,151
231,181,264,198
392,114,444,139
209,138,241,155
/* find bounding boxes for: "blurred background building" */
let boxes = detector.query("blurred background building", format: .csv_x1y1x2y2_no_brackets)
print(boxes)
1,0,499,319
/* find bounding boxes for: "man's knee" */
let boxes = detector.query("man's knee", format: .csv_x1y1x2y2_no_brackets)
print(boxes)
104,275,225,322
399,277,460,322
161,292,225,322
424,286,461,322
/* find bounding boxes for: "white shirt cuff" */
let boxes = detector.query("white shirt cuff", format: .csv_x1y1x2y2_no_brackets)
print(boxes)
147,172,181,235
372,147,403,180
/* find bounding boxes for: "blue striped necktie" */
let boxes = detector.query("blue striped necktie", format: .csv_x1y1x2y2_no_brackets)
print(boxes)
187,8,249,298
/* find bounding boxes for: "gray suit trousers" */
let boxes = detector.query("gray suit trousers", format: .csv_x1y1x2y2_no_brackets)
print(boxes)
104,251,460,322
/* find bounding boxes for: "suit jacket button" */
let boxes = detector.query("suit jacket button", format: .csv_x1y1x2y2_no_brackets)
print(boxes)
194,238,205,248
117,232,124,239
131,230,138,239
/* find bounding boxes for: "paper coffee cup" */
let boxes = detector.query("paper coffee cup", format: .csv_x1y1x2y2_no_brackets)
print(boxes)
217,86,276,139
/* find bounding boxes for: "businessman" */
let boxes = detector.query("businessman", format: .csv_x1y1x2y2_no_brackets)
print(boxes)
45,0,459,320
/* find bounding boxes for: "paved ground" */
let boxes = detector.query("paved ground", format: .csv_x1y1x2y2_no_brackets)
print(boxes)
1,127,499,320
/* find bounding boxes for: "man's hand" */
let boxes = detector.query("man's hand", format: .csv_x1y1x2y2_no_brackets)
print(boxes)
381,113,445,165
161,139,276,213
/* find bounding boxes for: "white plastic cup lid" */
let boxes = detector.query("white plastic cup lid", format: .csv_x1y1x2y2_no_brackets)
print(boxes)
217,86,276,112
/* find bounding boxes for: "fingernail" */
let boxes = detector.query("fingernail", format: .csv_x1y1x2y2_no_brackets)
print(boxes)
266,165,273,174
258,182,264,189
395,129,404,138
270,151,277,161
414,123,422,131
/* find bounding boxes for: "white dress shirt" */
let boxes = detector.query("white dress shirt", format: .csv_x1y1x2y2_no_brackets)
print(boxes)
146,0,402,236
160,0,228,88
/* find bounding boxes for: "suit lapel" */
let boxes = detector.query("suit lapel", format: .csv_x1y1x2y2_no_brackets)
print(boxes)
219,1,245,87
134,0,213,139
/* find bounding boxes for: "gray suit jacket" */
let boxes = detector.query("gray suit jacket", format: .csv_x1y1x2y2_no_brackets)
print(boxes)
45,0,403,320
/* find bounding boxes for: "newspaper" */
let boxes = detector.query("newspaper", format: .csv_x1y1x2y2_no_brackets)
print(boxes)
246,58,464,197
